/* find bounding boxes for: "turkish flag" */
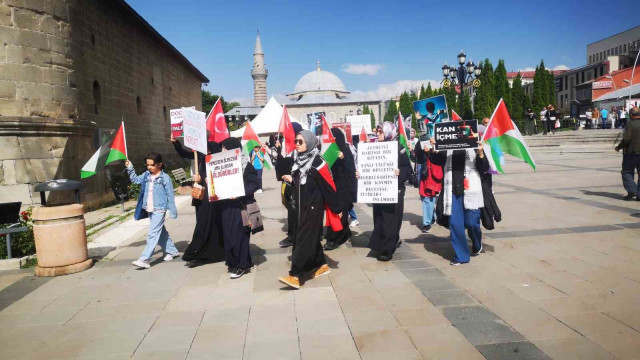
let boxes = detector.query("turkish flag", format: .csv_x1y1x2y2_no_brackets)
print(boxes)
359,126,367,142
206,98,229,142
278,105,296,155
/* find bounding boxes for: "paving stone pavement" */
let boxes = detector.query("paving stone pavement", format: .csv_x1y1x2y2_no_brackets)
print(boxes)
0,150,639,359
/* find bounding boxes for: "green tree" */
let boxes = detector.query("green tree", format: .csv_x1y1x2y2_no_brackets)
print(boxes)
201,90,240,114
398,91,415,128
510,73,525,122
362,104,377,129
472,59,495,119
494,59,511,113
384,98,398,122
532,61,547,113
462,91,473,119
420,83,434,100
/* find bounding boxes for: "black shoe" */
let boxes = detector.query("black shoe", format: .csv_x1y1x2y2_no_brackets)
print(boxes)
422,225,431,234
228,267,237,273
624,193,635,201
450,261,461,266
230,268,245,279
472,245,483,256
396,240,402,248
377,254,392,262
279,238,294,248
324,241,337,251
636,195,640,201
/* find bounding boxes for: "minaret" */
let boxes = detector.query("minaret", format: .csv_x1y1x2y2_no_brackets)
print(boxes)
251,31,268,106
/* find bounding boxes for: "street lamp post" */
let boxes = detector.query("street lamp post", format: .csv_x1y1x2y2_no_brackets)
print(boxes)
442,51,482,118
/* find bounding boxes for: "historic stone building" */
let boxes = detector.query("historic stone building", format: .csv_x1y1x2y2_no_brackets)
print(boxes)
0,0,208,208
284,62,383,127
251,32,267,106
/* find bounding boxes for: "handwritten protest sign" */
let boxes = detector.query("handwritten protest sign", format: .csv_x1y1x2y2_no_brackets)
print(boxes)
346,115,373,135
205,149,245,201
182,107,207,154
434,120,479,151
357,141,398,203
170,106,195,138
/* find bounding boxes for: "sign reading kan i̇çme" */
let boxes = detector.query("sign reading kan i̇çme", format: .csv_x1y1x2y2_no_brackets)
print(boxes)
434,120,479,151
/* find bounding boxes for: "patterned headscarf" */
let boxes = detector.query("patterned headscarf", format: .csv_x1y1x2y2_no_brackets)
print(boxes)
378,121,397,142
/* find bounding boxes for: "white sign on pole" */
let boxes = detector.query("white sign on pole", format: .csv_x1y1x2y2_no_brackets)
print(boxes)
182,107,207,154
205,149,245,201
170,106,195,138
357,141,398,203
346,114,373,135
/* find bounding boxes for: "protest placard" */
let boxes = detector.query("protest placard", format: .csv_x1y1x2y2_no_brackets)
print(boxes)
182,107,207,154
331,122,352,144
434,119,479,151
357,141,398,203
346,114,373,135
169,106,195,138
205,149,245,201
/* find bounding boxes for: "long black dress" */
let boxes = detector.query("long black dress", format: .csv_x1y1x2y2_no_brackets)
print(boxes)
325,129,356,248
368,144,413,258
290,155,342,277
175,140,226,263
275,145,297,241
220,162,259,271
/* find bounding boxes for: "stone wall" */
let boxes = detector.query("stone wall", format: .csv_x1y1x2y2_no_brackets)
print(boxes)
0,0,205,209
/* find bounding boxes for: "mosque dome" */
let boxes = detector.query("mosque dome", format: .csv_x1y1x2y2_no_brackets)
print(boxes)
287,62,350,103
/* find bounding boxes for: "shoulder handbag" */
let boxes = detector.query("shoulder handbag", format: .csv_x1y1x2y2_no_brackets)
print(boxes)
246,202,264,234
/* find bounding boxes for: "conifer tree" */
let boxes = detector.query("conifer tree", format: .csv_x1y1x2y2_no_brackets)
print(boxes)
494,59,511,113
384,98,398,122
532,63,546,113
473,58,496,119
510,73,525,122
546,70,556,107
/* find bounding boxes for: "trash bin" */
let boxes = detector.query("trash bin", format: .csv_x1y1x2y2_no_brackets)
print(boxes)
32,180,93,276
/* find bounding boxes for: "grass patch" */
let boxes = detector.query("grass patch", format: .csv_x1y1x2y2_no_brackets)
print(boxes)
21,258,37,269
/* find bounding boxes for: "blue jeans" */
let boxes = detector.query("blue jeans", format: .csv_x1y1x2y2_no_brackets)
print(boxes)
421,196,436,226
348,208,357,221
256,168,263,190
139,211,178,261
449,194,482,263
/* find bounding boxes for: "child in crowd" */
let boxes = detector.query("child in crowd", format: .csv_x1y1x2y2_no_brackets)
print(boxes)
126,152,179,269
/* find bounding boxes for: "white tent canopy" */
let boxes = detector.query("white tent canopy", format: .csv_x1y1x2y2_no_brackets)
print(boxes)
230,97,307,137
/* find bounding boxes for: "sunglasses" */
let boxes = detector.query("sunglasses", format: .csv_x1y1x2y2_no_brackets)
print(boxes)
295,139,304,145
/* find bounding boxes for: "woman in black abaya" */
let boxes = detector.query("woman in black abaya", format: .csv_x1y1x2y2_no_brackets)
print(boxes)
324,127,357,251
278,130,342,289
181,141,225,265
219,138,259,279
367,122,413,261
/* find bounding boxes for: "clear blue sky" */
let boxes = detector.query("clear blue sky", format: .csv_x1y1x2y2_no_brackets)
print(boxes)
128,0,638,104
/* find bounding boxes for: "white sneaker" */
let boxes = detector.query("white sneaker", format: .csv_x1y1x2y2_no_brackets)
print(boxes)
164,253,179,261
349,220,359,227
132,260,150,269
256,189,263,194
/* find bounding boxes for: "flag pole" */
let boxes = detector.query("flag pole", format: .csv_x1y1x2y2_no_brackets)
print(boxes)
121,117,128,158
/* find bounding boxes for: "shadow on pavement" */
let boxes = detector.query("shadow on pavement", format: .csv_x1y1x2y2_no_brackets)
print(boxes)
580,190,626,200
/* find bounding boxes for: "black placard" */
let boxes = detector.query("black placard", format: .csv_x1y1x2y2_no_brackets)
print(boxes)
434,120,479,151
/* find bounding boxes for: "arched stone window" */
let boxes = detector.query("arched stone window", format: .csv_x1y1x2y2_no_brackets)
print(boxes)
136,96,142,115
92,80,101,115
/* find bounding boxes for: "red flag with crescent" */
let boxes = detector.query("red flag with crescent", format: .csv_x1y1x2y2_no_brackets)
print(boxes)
206,98,229,142
359,127,367,142
278,105,296,155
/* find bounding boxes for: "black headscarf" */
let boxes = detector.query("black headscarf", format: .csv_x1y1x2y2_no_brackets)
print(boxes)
207,141,221,154
330,128,356,186
221,137,241,150
292,122,303,135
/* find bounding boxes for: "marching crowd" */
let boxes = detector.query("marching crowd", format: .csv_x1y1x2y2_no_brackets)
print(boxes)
122,115,502,288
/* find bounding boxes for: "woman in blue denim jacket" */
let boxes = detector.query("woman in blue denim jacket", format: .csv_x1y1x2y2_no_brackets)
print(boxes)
125,152,179,269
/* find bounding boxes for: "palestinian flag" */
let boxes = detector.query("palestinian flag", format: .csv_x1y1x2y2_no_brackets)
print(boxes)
451,109,462,121
397,112,410,158
241,121,272,170
315,160,343,232
320,114,340,168
81,122,128,179
482,98,536,173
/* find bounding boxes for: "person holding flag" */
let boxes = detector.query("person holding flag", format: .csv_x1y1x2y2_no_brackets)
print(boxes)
126,152,180,269
278,130,343,289
429,136,489,266
323,127,357,251
365,121,413,262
